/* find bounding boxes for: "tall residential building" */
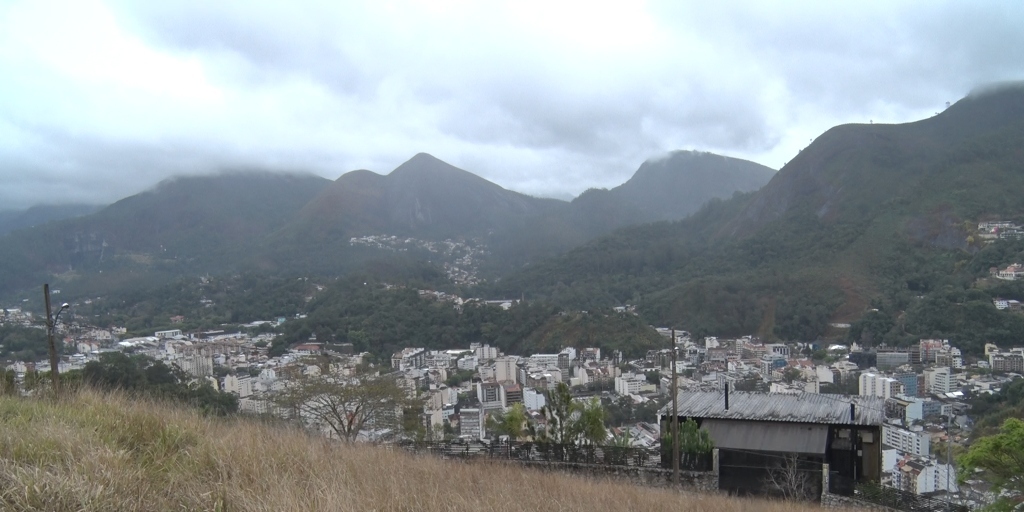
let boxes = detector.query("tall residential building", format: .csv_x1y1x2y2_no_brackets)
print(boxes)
859,372,904,399
457,355,478,371
494,356,519,384
615,372,656,395
523,387,546,411
477,381,501,405
925,367,954,395
885,396,925,422
173,354,213,378
557,350,573,382
459,407,483,440
876,350,910,369
893,373,919,398
223,374,253,398
990,352,1024,373
918,339,947,365
475,345,498,361
530,353,560,368
881,424,930,456
502,383,523,406
893,458,958,495
391,347,426,370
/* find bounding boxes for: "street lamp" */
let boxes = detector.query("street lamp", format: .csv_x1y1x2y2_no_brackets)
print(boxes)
43,284,69,392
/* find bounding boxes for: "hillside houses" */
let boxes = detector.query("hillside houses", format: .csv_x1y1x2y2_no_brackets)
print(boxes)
992,263,1024,281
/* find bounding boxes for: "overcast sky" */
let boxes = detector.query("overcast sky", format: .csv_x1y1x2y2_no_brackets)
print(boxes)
2,0,1022,210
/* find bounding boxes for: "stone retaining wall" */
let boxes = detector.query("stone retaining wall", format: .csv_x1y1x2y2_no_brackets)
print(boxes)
515,460,719,493
819,463,900,511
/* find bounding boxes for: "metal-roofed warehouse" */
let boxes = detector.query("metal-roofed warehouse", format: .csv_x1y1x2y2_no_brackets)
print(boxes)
660,390,885,496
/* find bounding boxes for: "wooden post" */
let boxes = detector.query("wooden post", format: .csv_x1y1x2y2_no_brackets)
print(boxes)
43,283,60,391
672,328,679,484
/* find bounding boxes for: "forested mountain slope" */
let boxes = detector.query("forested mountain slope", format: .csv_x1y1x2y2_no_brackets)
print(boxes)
489,83,1024,353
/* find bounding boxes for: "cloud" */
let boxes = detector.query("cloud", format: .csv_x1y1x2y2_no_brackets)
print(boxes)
1,0,1022,210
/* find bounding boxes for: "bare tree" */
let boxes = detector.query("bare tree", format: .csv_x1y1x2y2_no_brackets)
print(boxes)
764,454,817,500
274,368,412,443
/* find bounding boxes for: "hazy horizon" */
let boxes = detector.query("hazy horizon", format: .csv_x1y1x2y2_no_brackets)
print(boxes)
2,0,1023,210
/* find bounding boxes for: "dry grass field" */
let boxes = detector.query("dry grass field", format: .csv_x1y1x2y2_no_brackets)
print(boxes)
0,390,846,511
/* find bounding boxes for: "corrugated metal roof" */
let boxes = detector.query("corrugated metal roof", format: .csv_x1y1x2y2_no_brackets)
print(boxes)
659,391,885,425
703,419,829,454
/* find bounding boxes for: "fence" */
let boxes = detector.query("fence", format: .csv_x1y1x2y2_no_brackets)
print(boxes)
398,440,713,471
829,473,968,512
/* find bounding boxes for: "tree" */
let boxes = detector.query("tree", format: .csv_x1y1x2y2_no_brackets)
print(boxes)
576,397,607,445
958,417,1024,505
487,402,529,440
0,369,15,395
676,418,713,454
661,418,713,469
82,352,237,415
83,352,149,390
445,369,475,387
764,454,817,500
537,382,606,445
274,368,412,443
782,367,802,384
539,382,577,444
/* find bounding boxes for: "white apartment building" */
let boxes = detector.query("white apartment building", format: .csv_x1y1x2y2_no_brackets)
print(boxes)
239,397,271,415
478,366,496,381
881,424,930,457
457,355,478,371
523,387,546,411
223,374,253,398
529,353,560,368
391,347,426,370
925,367,954,395
425,351,454,369
859,372,904,399
172,354,214,377
615,372,656,395
893,459,958,495
474,345,498,360
494,356,519,383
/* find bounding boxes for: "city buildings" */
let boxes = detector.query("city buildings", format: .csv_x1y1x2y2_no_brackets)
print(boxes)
882,424,930,457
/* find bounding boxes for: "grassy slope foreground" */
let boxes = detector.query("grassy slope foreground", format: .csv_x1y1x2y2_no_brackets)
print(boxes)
0,391,841,512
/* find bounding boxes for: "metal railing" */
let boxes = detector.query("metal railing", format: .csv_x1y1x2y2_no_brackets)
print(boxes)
398,440,713,471
829,475,968,512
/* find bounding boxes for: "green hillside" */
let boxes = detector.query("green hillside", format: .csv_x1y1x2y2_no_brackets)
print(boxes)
0,150,773,302
571,150,774,231
0,172,331,300
489,83,1024,354
272,277,665,359
0,203,102,237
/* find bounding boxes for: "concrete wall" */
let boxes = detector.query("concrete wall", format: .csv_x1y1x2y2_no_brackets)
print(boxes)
820,463,899,511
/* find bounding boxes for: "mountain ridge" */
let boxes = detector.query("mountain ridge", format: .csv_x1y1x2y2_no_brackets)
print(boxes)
0,149,772,300
489,83,1024,352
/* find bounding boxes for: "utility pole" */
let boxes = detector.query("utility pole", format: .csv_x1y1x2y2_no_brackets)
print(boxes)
43,283,59,391
946,412,953,511
671,328,679,485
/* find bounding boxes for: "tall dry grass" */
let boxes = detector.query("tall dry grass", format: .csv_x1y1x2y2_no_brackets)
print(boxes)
0,389,842,511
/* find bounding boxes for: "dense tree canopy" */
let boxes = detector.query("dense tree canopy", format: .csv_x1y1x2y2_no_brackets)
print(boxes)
83,352,237,416
959,418,1024,509
0,325,50,361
